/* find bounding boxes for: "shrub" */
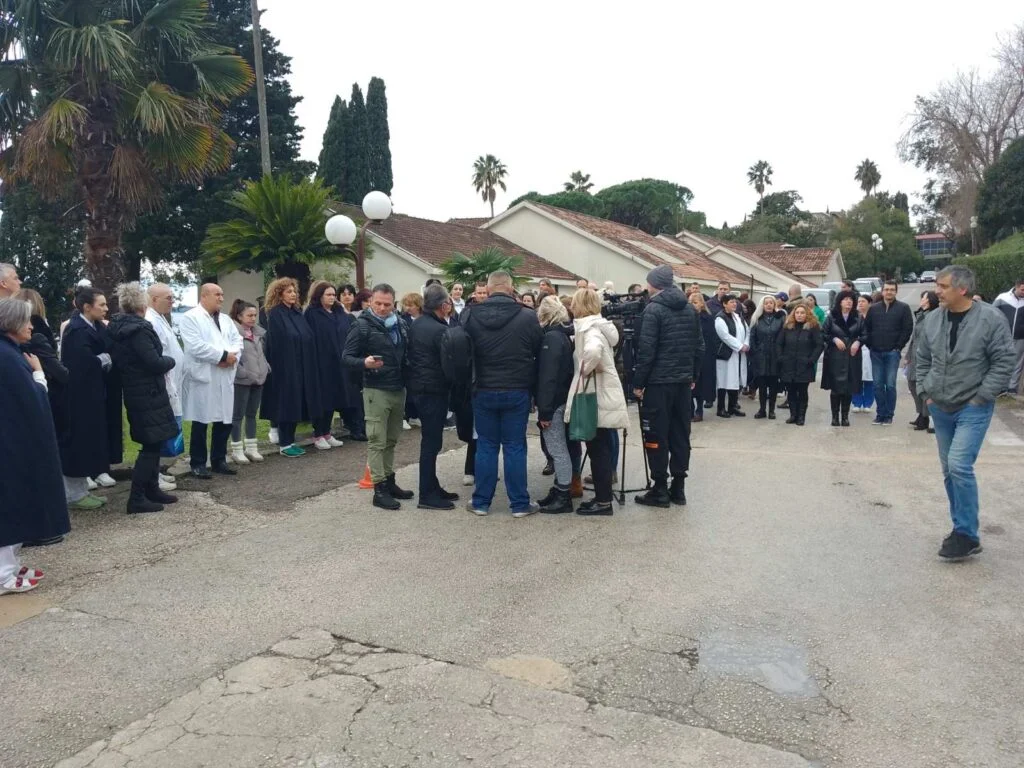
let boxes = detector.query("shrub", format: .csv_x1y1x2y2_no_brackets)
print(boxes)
954,233,1024,299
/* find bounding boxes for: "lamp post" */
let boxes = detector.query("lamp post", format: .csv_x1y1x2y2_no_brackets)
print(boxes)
970,216,978,255
324,191,394,290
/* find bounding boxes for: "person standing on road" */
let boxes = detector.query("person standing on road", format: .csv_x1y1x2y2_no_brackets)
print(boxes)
993,278,1024,395
408,284,460,510
229,300,269,463
179,283,242,479
713,295,749,418
460,271,544,518
777,304,823,426
146,285,184,488
915,266,1016,561
688,291,717,422
343,283,413,510
864,280,914,425
851,295,876,414
821,290,865,427
534,295,576,514
905,291,939,431
632,265,703,508
304,282,349,451
748,295,786,420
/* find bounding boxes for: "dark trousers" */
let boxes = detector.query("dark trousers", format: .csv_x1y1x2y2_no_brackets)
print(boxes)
540,429,552,462
568,432,582,475
278,421,298,447
756,375,781,412
717,388,739,413
132,442,162,494
586,428,615,503
787,383,810,414
313,414,334,436
829,392,852,418
641,383,692,484
414,393,448,498
190,421,232,468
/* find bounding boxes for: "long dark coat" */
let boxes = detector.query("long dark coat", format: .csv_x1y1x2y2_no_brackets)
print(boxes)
777,323,824,385
59,314,123,477
1,335,71,547
748,311,786,379
821,310,865,395
694,311,718,404
25,315,69,434
262,304,323,423
304,305,352,413
108,313,179,446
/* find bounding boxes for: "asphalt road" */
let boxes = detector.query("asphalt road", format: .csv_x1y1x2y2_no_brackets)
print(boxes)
2,385,1023,767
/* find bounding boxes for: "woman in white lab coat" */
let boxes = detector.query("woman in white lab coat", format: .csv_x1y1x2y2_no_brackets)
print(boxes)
713,294,749,418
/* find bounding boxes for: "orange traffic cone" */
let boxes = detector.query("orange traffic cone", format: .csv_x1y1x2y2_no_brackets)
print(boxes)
358,465,374,490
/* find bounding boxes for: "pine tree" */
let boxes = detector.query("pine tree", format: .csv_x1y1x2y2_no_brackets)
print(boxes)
366,77,393,195
317,96,348,195
343,83,371,203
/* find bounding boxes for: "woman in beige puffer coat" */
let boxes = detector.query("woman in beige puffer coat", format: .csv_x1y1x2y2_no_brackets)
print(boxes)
564,289,628,515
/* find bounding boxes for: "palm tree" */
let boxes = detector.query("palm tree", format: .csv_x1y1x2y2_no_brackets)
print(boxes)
0,0,254,299
747,161,774,215
472,155,508,218
201,176,342,300
855,159,882,197
439,247,525,288
564,170,594,193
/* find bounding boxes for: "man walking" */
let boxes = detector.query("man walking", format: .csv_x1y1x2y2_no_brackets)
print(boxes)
179,284,242,479
461,271,543,517
865,280,913,425
343,283,412,510
408,285,459,510
632,266,704,508
916,266,1015,560
993,278,1024,395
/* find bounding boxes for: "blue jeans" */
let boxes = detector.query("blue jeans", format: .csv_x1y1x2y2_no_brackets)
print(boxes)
608,429,620,474
871,350,900,420
472,390,531,512
929,402,994,542
852,381,875,409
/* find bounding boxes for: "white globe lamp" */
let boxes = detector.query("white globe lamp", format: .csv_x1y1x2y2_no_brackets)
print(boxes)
325,215,357,246
362,191,393,222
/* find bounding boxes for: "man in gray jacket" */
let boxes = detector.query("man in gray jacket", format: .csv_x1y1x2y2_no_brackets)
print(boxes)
916,265,1016,561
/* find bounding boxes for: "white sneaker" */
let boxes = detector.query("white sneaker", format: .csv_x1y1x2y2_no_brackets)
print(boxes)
314,436,332,451
402,420,412,431
160,473,175,484
408,418,421,428
159,477,177,492
326,435,344,448
463,474,474,486
95,473,116,488
86,477,98,491
243,439,264,462
1,575,40,595
512,502,540,519
268,427,279,445
230,441,250,464
466,501,489,516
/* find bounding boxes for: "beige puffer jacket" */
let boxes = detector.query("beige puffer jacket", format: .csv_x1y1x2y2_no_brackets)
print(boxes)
564,314,629,430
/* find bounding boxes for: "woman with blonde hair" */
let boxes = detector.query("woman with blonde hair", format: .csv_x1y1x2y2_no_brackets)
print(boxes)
776,303,823,426
262,277,323,457
534,295,576,513
688,291,717,421
565,289,628,515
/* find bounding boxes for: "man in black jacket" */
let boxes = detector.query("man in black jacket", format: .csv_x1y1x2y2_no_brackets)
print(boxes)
632,265,704,508
460,271,544,517
343,283,413,510
864,280,914,425
408,285,460,510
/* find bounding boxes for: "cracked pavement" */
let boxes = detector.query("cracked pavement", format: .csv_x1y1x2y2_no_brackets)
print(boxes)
2,384,1023,767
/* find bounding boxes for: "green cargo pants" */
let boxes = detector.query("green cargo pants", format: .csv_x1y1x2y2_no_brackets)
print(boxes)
363,387,406,484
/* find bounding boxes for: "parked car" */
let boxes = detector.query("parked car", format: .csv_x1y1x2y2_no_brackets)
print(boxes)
853,278,882,295
820,281,844,295
803,288,836,310
920,271,936,283
903,272,918,283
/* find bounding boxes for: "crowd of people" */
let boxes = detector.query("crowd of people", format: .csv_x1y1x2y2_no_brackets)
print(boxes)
0,259,1020,594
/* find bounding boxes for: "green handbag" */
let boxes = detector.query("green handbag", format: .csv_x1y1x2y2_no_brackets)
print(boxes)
568,363,598,442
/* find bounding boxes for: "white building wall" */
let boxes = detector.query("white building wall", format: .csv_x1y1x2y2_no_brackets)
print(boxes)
705,248,790,292
218,270,265,305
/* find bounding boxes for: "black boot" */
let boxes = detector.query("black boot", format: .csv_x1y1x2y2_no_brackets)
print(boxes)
373,481,401,510
577,498,613,516
146,486,178,505
541,487,573,514
785,398,798,424
635,482,671,508
386,473,414,500
669,477,687,506
841,400,851,427
768,396,777,420
128,452,164,514
537,486,558,507
796,401,807,426
755,389,767,418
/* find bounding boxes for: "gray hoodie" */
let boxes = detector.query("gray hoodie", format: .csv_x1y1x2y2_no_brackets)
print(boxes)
234,321,270,387
915,301,1016,409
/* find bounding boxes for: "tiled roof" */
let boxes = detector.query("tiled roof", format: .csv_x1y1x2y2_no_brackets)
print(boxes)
329,204,577,281
527,203,750,285
740,245,838,275
679,233,807,285
446,217,490,228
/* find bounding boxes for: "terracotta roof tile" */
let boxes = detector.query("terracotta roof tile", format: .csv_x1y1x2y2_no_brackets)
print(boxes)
740,245,837,275
527,203,751,285
446,217,490,228
679,233,807,285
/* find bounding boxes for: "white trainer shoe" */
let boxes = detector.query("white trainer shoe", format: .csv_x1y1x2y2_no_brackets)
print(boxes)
86,477,98,491
243,438,264,462
230,440,250,464
463,474,474,486
402,420,412,431
268,427,279,445
158,477,177,492
314,437,332,451
326,435,344,448
95,473,116,488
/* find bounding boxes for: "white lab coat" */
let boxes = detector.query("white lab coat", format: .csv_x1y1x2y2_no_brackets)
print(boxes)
179,306,242,424
714,313,749,390
145,307,184,417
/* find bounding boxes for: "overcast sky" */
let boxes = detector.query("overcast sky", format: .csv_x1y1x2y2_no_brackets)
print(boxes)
260,0,1020,228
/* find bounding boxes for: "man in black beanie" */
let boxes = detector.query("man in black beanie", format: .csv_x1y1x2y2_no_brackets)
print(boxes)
632,265,704,507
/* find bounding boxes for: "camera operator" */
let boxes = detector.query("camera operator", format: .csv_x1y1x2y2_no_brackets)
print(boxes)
632,265,704,508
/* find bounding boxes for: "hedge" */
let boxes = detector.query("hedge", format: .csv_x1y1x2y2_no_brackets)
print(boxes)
954,233,1024,300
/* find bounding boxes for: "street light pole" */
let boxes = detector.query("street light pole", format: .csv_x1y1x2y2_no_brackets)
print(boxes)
325,192,394,290
970,216,978,255
250,0,272,178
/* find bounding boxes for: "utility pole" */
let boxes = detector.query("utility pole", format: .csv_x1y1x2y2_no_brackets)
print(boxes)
250,0,272,177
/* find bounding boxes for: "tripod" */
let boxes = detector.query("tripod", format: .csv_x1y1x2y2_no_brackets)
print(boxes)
579,400,652,505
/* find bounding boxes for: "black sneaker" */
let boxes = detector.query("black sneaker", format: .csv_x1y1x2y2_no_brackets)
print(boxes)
211,461,237,476
373,482,401,510
417,496,455,510
577,499,613,516
386,474,414,500
669,478,686,506
938,532,982,561
438,488,460,501
542,459,555,476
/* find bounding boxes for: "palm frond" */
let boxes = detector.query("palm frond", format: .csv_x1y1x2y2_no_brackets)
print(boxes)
131,0,207,55
0,59,36,140
35,97,89,143
190,50,254,102
132,81,189,134
109,142,162,212
47,21,136,87
145,123,214,182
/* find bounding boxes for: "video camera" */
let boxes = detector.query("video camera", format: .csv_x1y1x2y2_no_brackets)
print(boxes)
600,289,649,321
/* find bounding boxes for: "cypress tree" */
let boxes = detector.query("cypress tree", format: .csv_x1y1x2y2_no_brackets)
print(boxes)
317,96,348,195
366,76,393,195
343,83,371,204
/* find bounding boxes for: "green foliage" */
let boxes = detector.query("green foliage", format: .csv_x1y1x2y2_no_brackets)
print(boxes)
977,137,1024,243
893,192,909,213
954,233,1024,298
509,190,607,217
564,171,594,193
342,83,371,204
828,198,922,278
751,190,806,220
201,175,343,298
317,96,348,193
854,159,882,196
366,77,393,195
593,179,693,235
747,160,773,212
438,247,525,288
124,0,314,279
472,155,509,218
